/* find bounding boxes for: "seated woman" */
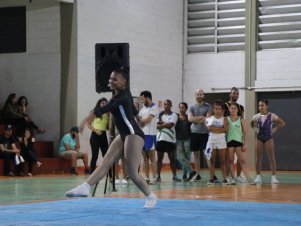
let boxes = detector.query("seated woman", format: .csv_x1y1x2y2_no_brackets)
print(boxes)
17,96,45,134
2,93,27,136
3,94,44,136
19,128,42,176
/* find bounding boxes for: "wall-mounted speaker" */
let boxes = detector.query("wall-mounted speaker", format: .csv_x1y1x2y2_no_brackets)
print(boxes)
95,43,129,93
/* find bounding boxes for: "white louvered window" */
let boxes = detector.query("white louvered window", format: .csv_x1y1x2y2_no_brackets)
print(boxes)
187,0,245,53
258,0,301,50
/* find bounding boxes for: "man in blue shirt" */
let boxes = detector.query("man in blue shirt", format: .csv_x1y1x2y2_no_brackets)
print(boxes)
59,126,90,175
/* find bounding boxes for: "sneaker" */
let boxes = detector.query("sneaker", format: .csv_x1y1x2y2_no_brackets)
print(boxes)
187,171,197,182
172,176,182,182
156,176,161,183
246,179,256,185
18,172,26,177
115,179,121,185
70,167,78,175
27,173,32,177
213,175,218,182
207,179,215,185
271,175,279,184
84,169,91,175
229,177,237,185
182,174,188,181
254,175,262,184
5,172,15,177
145,178,150,184
236,176,247,184
144,193,158,208
222,179,230,185
121,179,128,185
193,175,202,182
65,182,91,197
149,177,157,185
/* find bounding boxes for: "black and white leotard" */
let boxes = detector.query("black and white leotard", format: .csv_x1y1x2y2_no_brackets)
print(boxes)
93,89,144,141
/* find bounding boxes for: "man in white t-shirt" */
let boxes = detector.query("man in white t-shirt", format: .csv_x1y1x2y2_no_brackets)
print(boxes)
139,91,159,184
156,99,181,182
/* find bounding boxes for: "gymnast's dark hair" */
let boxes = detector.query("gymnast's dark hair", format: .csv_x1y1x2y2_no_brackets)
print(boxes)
259,99,269,105
113,66,130,86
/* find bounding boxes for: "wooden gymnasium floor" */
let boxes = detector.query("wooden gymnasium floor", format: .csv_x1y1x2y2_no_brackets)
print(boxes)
0,169,300,205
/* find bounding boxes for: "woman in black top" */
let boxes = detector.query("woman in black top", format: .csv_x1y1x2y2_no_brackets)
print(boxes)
19,128,42,176
65,67,157,208
175,102,196,182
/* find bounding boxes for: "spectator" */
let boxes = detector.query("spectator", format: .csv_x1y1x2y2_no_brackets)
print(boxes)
19,128,42,176
175,102,196,181
156,99,181,182
223,87,245,183
139,91,159,184
17,96,45,134
205,100,229,185
188,89,212,181
0,124,21,176
85,97,110,174
226,103,254,184
2,93,43,136
58,126,90,175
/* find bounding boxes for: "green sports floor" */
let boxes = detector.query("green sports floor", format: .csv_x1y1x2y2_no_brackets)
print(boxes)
1,170,301,226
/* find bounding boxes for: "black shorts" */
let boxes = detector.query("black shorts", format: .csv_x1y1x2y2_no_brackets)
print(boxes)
190,133,208,152
227,140,243,148
156,140,176,153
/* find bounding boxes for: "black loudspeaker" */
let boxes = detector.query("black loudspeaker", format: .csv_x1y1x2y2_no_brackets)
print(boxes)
95,43,130,93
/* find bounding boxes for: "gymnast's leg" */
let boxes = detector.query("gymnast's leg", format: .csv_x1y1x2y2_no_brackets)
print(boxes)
65,135,124,197
124,134,157,208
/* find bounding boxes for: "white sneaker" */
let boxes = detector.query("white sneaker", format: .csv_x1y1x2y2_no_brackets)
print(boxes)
254,175,262,184
271,175,279,184
150,177,157,185
247,179,256,185
115,179,121,185
65,182,91,197
121,179,128,185
144,193,158,209
145,178,150,184
236,176,247,184
229,177,237,185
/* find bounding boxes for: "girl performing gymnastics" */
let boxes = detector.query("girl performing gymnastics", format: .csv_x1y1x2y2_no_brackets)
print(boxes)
65,67,157,208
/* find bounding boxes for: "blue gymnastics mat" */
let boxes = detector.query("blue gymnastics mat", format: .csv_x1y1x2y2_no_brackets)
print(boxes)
1,198,300,226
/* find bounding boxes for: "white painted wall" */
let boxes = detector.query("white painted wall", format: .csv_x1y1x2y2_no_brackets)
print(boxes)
76,0,184,164
256,49,301,91
0,0,61,143
183,52,245,106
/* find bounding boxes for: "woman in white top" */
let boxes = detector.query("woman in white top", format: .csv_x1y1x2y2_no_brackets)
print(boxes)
206,100,228,185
